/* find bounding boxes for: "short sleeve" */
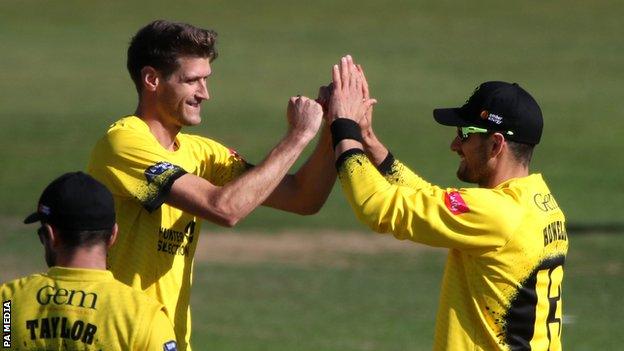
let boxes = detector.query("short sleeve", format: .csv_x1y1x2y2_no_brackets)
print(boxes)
144,308,178,351
198,139,251,186
88,121,186,212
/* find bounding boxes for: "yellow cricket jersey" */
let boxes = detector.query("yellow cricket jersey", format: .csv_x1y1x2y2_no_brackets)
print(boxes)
337,150,568,351
87,116,248,350
0,267,177,350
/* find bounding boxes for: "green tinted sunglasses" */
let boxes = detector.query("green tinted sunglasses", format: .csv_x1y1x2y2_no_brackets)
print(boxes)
456,126,514,141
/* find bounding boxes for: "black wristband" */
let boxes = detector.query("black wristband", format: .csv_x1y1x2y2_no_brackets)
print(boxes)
376,151,395,175
330,118,363,149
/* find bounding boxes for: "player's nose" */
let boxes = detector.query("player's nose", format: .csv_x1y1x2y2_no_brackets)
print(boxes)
197,80,209,100
450,135,461,152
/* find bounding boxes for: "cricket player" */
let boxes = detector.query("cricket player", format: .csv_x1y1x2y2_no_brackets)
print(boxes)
327,56,568,350
0,172,177,350
88,20,334,349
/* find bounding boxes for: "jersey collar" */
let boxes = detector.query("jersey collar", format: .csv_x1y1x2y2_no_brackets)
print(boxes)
46,266,114,282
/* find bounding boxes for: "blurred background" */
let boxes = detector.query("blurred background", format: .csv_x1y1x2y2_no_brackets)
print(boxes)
1,0,622,349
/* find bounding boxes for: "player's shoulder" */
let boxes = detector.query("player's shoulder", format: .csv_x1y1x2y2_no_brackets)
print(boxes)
459,174,548,208
457,174,549,225
93,115,157,154
108,115,148,131
453,187,522,227
179,131,226,148
105,116,152,140
455,187,517,208
108,279,166,308
179,132,237,159
1,273,47,298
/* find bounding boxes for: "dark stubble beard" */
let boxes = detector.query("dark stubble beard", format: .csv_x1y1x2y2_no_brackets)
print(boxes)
456,142,492,186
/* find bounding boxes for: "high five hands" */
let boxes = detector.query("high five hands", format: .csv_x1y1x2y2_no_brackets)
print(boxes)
328,55,377,123
286,55,377,149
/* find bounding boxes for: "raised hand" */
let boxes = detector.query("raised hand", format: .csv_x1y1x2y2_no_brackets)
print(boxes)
316,83,333,123
356,64,374,133
328,55,376,123
286,96,323,140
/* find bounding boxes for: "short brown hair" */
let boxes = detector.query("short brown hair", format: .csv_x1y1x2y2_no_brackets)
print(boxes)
57,228,113,249
507,140,535,166
127,20,218,92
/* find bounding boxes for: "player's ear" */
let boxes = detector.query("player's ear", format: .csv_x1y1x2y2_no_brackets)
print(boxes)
107,223,119,249
489,133,506,159
141,66,160,92
44,223,60,248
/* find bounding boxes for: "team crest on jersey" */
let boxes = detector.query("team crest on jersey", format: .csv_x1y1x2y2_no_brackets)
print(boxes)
228,148,245,161
145,162,176,183
444,191,470,215
163,340,178,351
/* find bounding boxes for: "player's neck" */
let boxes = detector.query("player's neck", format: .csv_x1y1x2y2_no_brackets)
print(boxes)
135,104,181,151
55,246,108,270
481,162,529,188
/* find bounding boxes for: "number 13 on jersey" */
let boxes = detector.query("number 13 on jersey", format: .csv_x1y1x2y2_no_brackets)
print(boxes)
530,262,564,350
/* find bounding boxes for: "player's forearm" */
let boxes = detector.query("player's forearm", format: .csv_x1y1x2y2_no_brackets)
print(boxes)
297,125,337,209
333,138,425,239
266,124,336,214
336,151,421,238
210,130,314,225
362,128,389,167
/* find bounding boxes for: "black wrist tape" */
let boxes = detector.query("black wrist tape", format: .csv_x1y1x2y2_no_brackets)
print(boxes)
377,151,395,175
330,118,363,149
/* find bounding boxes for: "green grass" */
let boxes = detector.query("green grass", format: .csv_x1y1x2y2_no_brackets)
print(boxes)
191,252,442,351
1,1,623,349
4,230,619,350
191,231,620,350
0,0,622,229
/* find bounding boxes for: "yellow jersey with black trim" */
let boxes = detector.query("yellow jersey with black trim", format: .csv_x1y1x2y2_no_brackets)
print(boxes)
88,116,249,350
0,267,177,350
337,150,568,351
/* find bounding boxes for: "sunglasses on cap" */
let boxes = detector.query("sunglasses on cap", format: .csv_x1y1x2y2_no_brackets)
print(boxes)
456,126,514,141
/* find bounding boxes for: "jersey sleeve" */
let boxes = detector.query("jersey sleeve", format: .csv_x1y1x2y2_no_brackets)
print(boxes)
337,150,518,251
198,139,251,186
88,125,187,213
143,308,178,351
376,152,431,189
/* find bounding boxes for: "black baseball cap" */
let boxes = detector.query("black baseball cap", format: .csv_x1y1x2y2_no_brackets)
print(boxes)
24,172,115,231
433,81,543,144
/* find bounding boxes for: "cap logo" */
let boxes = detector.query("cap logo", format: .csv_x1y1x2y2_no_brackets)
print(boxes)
487,112,503,125
480,110,503,125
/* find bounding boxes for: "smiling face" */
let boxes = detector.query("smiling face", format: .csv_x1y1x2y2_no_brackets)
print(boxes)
155,56,212,127
450,131,493,185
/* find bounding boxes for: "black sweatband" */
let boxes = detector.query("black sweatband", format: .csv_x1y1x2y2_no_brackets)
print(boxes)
330,118,363,149
376,151,395,175
335,148,366,170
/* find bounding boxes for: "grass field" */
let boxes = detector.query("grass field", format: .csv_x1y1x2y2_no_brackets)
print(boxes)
1,229,622,350
1,0,622,229
1,0,623,349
